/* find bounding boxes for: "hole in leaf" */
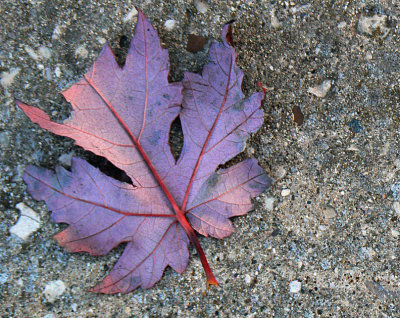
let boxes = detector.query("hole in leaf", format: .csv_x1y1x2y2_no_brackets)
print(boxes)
86,153,133,185
169,115,184,162
218,152,246,170
114,34,130,67
119,35,130,49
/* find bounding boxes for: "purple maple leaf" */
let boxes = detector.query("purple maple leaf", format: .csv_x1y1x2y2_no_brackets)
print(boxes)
16,10,272,294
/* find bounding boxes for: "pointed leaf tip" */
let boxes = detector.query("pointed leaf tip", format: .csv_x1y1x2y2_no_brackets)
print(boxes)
221,22,235,47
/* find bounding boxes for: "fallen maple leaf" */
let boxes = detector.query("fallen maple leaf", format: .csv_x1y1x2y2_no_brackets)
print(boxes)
16,10,272,294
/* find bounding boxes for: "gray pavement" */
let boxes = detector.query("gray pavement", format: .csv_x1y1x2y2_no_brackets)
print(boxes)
1,1,400,317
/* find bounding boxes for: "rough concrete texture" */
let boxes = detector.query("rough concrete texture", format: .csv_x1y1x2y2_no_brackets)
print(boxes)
2,0,400,317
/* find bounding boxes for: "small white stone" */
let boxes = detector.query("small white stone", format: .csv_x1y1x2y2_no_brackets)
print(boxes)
391,229,400,237
289,280,301,293
318,225,328,231
0,68,20,89
359,247,376,259
264,197,275,211
44,280,66,303
393,201,400,216
164,19,177,31
281,189,291,197
71,303,78,312
10,203,41,241
194,0,209,14
54,66,61,78
308,80,331,98
358,14,388,36
123,7,138,23
58,152,73,167
274,166,287,179
24,46,51,61
25,46,39,60
379,142,390,156
271,9,282,29
337,21,347,29
52,24,64,40
346,144,359,152
244,274,252,285
0,273,8,285
323,206,336,219
75,45,88,58
97,37,107,45
38,46,52,60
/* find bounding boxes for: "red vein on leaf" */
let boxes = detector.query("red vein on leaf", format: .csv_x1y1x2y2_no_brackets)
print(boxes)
181,56,233,212
186,172,266,213
64,215,127,245
138,15,149,142
83,70,218,287
203,107,261,155
25,170,174,218
18,103,135,148
91,220,178,292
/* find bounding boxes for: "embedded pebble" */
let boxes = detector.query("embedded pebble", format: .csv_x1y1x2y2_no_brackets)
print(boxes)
394,159,400,169
365,281,390,300
318,225,328,231
347,118,362,133
289,280,301,293
323,206,336,219
97,37,107,45
0,68,20,89
58,152,73,167
391,182,400,200
244,274,252,285
25,46,39,60
0,273,8,285
307,80,331,98
264,197,275,211
358,15,389,36
23,46,51,61
274,166,287,179
44,280,66,303
393,201,400,216
380,142,390,156
391,229,399,237
9,203,41,241
38,46,52,60
123,7,138,23
194,0,208,14
54,66,61,78
0,131,10,148
164,19,177,31
359,247,376,260
75,45,88,58
52,24,64,40
347,144,359,152
270,9,282,29
281,189,291,197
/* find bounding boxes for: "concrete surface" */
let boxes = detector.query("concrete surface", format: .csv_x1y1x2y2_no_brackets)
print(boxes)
2,0,400,317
